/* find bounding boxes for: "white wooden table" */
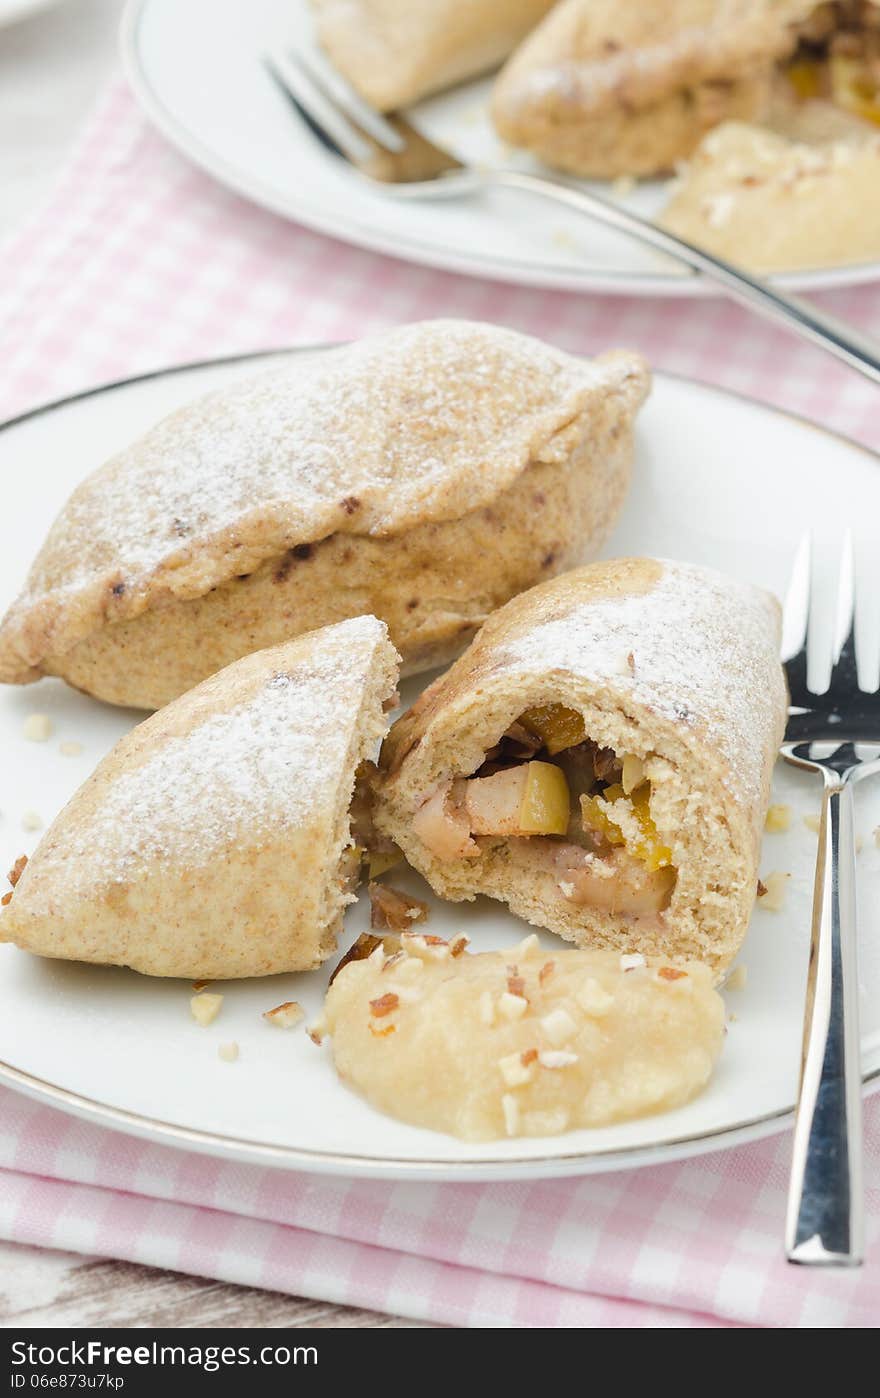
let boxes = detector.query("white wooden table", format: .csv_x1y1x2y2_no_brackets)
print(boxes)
0,0,411,1329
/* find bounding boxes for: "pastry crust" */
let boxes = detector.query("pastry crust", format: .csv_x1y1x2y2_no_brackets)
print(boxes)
324,931,725,1139
0,616,400,979
492,0,814,177
374,559,787,979
0,321,649,710
311,0,556,111
659,120,880,271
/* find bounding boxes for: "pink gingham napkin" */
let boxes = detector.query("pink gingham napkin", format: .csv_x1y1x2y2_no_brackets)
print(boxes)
1,80,879,1328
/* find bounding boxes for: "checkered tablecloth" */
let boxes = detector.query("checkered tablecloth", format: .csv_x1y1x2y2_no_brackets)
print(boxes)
0,79,878,1328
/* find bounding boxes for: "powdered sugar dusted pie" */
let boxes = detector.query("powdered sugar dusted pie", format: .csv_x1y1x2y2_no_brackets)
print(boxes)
374,559,787,979
0,321,649,710
0,616,399,979
659,120,880,271
491,0,813,178
311,0,556,111
322,932,725,1139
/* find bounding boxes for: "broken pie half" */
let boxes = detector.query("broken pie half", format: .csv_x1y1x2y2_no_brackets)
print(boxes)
491,0,810,178
0,320,649,710
0,615,399,979
373,558,787,980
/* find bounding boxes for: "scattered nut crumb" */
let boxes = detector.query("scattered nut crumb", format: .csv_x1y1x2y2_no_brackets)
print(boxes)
190,992,223,1026
539,960,555,987
506,965,525,998
498,1051,535,1088
498,991,528,1021
307,1014,328,1045
726,964,748,991
450,934,469,958
757,871,790,912
538,1050,578,1070
619,952,646,972
369,992,399,1018
218,1041,239,1063
658,966,688,982
23,715,52,742
263,1000,303,1029
368,881,428,932
21,811,42,832
0,893,10,906
501,1093,520,1136
540,1007,577,1046
59,740,83,757
577,977,614,1017
329,932,386,985
7,855,27,888
765,804,792,833
804,814,820,834
191,979,210,992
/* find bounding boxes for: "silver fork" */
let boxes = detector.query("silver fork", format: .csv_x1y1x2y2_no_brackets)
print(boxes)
781,533,878,1266
265,43,880,387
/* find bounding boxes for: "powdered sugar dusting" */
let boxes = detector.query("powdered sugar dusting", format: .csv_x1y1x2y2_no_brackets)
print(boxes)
501,561,783,802
21,321,635,603
44,615,386,888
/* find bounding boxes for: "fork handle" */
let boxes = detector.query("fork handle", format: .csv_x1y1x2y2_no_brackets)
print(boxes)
786,774,863,1265
493,171,880,387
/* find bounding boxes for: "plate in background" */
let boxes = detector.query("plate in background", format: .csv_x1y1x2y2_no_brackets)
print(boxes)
122,0,880,298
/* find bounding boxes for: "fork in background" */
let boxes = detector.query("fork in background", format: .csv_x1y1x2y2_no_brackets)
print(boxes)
781,534,880,1266
264,41,880,387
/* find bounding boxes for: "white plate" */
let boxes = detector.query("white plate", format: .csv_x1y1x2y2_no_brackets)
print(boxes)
1,350,879,1181
121,0,880,299
0,0,62,27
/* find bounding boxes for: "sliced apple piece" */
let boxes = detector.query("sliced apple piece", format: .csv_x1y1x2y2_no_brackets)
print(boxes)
413,785,479,860
465,761,570,837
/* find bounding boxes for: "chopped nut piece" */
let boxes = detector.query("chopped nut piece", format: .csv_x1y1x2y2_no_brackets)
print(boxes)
658,966,688,982
521,1047,538,1067
804,814,821,834
218,1042,239,1063
577,977,614,1017
756,878,768,897
263,1000,304,1028
540,1007,577,1046
381,950,406,973
538,1050,578,1070
498,1051,536,1088
23,714,52,742
539,960,555,987
369,1022,396,1038
725,964,748,992
190,993,223,1026
619,952,646,972
511,933,541,960
498,991,528,1021
7,855,27,888
191,979,210,992
21,811,43,832
59,740,83,758
450,934,469,958
478,991,495,1026
501,1093,520,1137
765,803,792,833
0,893,11,906
757,871,790,912
307,1015,328,1045
329,932,387,985
506,965,525,998
368,881,428,932
369,992,399,1018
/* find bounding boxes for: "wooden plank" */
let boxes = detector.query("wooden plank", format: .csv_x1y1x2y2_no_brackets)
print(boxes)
0,1242,423,1329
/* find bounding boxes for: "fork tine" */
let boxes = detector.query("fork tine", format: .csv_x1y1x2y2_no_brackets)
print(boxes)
782,531,812,706
296,42,406,154
826,532,861,699
265,48,374,165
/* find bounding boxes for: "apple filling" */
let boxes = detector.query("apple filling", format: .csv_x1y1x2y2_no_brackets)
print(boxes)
412,705,677,918
787,2,880,124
